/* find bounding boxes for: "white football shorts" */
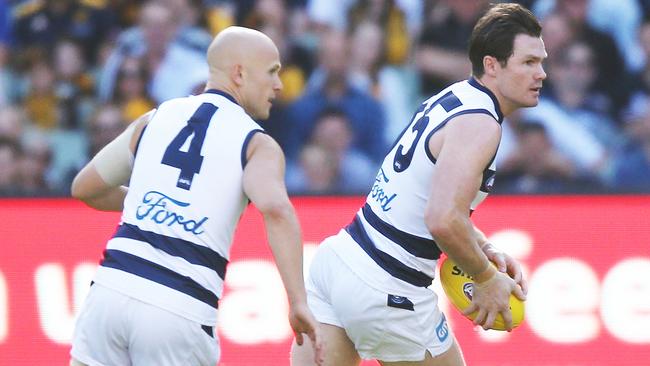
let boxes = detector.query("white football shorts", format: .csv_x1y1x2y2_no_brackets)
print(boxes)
70,284,219,366
306,233,454,362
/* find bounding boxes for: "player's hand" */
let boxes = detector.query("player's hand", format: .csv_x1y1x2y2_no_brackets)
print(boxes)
481,242,528,295
462,269,525,331
289,301,324,365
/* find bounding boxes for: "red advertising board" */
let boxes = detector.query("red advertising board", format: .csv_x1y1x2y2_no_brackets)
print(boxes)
0,196,649,365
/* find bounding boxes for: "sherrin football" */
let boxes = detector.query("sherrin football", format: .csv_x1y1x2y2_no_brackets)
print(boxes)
439,257,525,331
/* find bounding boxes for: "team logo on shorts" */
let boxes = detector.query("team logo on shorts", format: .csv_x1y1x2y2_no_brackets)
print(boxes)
436,314,449,342
387,294,414,311
463,282,474,300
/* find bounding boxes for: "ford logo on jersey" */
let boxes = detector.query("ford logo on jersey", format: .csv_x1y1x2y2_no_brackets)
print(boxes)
136,191,208,235
370,168,397,212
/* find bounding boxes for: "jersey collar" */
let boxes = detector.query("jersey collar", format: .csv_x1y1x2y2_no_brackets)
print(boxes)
468,77,504,123
204,89,239,106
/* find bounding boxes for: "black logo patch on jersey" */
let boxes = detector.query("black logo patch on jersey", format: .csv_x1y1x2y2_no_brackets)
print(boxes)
387,294,414,311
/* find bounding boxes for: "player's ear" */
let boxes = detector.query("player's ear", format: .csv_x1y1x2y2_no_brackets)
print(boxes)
483,55,499,77
232,64,245,86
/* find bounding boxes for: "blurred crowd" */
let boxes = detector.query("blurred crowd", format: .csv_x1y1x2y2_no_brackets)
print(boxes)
1,0,649,196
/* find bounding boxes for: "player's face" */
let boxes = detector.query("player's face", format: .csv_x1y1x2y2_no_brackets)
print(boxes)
244,46,283,120
495,34,547,111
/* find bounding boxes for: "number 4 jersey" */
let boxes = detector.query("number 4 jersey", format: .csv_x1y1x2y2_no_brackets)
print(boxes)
333,77,503,293
93,90,263,325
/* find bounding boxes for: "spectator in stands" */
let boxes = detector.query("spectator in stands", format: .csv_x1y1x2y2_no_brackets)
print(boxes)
16,136,52,194
0,41,19,106
242,0,315,103
53,39,96,129
539,11,573,67
624,21,650,122
522,40,621,183
534,0,643,72
285,29,387,164
161,0,213,49
289,143,340,194
347,20,419,144
23,57,59,130
87,104,126,158
305,0,355,30
98,0,208,104
12,0,116,63
415,0,488,96
0,105,26,142
0,137,21,194
287,107,376,194
609,95,650,191
347,0,411,66
112,56,155,122
533,0,629,114
496,121,582,193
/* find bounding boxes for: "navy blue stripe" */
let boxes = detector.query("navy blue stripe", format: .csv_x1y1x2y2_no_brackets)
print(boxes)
361,204,441,260
241,129,265,169
134,124,148,157
468,77,504,123
424,109,499,164
204,89,239,105
101,249,219,308
345,215,433,287
113,223,228,280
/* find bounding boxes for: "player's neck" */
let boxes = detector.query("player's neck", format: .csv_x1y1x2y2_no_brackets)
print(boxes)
473,75,516,117
205,82,243,106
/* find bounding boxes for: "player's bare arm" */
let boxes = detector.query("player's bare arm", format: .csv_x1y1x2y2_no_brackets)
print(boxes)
425,113,524,330
243,132,324,365
473,225,527,294
425,113,500,276
71,110,153,211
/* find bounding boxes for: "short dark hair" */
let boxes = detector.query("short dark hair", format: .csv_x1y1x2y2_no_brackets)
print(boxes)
469,3,542,77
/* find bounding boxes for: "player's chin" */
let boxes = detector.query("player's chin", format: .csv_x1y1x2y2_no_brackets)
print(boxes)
522,97,540,107
254,108,271,120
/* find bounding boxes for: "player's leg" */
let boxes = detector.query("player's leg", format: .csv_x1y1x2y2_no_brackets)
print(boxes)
293,234,362,366
291,323,361,366
378,338,465,366
70,284,131,366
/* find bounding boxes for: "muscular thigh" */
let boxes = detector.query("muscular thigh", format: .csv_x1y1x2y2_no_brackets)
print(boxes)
291,324,360,366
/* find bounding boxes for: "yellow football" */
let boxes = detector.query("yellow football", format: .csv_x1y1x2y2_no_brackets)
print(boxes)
439,257,525,331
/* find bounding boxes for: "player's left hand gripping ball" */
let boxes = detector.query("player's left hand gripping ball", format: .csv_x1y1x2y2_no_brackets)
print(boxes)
439,257,525,331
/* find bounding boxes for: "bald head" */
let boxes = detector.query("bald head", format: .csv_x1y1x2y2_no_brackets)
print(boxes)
207,26,277,77
206,26,283,120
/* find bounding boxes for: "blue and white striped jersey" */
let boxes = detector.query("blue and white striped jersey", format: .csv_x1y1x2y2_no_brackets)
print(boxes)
93,90,263,325
333,77,503,291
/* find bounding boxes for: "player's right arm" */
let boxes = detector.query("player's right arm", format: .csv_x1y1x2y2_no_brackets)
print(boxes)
424,113,525,331
71,110,153,211
242,132,323,365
